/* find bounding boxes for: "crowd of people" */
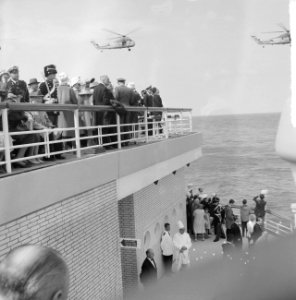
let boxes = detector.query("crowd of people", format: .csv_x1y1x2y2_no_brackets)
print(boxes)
140,188,267,288
0,64,163,173
186,186,266,247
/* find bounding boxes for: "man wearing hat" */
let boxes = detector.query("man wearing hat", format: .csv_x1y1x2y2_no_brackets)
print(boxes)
39,65,65,160
6,66,30,103
28,78,40,97
114,78,134,146
173,221,192,271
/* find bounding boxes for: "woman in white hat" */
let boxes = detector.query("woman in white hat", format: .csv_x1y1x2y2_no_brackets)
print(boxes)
57,73,78,146
172,221,192,271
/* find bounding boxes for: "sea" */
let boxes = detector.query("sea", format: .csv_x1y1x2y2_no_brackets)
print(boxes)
185,113,296,218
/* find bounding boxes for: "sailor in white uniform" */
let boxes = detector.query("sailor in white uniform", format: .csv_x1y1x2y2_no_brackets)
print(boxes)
173,220,192,271
160,223,174,275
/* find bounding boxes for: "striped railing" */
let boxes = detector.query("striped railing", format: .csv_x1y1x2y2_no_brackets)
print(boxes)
0,101,193,174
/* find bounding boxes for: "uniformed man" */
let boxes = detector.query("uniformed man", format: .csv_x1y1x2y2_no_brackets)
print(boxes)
160,223,174,275
6,66,30,103
39,65,65,160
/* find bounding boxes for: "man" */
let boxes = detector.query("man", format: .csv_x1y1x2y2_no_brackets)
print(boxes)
160,223,174,275
28,78,40,97
39,64,64,160
240,199,251,237
173,221,192,271
224,199,235,239
127,82,141,133
230,216,242,250
253,191,267,222
6,66,30,103
143,86,154,136
0,245,69,300
186,185,194,235
212,198,226,242
139,249,157,288
250,217,263,247
93,75,116,148
151,87,163,133
114,78,134,145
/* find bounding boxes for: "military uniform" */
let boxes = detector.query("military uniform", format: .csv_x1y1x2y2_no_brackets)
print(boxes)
39,80,59,125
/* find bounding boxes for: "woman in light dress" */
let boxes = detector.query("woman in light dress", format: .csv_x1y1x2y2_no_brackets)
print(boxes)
193,204,206,241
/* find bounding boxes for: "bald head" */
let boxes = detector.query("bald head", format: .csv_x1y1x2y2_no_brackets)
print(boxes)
99,75,110,86
0,245,69,300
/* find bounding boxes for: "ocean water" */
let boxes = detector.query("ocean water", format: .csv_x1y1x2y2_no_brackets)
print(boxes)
185,113,296,217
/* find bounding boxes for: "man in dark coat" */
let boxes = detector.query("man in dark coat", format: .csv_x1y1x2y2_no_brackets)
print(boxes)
93,75,116,148
143,87,154,136
253,192,267,222
114,78,134,145
140,249,157,288
230,216,242,250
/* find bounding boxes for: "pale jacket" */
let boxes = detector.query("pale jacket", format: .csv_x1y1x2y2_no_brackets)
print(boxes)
173,232,192,265
247,221,256,238
160,231,174,256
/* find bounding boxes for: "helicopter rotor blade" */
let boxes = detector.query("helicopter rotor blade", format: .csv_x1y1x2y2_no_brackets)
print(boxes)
123,27,141,37
278,23,289,32
261,31,285,34
102,28,124,37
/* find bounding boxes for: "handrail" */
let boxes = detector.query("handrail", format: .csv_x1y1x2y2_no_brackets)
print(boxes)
0,102,192,113
0,102,193,175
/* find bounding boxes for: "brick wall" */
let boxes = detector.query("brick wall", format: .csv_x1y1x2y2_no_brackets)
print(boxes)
0,181,123,300
133,168,187,282
118,196,138,298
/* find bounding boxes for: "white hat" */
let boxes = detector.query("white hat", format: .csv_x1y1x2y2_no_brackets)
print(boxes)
70,76,82,87
177,220,185,229
260,190,268,195
127,82,135,89
58,72,69,84
200,194,208,199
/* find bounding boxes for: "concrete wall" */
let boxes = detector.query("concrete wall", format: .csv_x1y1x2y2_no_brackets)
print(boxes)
0,182,122,300
134,168,187,280
0,133,202,299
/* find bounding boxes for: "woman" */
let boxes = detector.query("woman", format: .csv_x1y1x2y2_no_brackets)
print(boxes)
193,204,206,241
57,73,78,148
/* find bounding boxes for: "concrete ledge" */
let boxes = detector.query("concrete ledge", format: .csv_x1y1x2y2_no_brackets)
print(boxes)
0,133,202,225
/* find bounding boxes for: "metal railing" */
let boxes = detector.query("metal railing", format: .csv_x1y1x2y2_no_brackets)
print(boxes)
232,206,294,237
0,101,193,174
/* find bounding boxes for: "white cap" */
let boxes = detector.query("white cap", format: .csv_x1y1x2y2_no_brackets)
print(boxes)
200,194,208,199
177,220,185,229
58,72,69,84
260,189,268,195
70,76,82,87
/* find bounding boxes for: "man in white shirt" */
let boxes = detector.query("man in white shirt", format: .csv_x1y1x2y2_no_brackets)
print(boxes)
173,221,192,271
160,223,174,275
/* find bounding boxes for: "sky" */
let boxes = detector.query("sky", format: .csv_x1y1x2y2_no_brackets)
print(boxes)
0,0,290,115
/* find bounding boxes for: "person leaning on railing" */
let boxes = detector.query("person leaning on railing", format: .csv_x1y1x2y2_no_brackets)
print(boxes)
0,66,40,168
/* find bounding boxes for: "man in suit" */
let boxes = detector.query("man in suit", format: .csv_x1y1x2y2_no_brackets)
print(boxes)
114,78,134,146
93,75,116,148
140,249,157,288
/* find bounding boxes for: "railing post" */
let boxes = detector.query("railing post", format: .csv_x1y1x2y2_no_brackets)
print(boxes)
189,110,193,132
291,203,296,229
163,111,169,139
74,109,81,158
2,108,12,173
144,110,149,143
116,113,122,149
45,130,50,158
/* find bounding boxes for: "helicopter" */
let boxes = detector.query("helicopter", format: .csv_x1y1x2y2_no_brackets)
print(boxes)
251,24,291,47
91,28,138,52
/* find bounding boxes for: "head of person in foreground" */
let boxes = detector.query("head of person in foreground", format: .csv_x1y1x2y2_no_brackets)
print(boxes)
0,245,69,300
